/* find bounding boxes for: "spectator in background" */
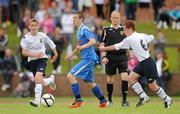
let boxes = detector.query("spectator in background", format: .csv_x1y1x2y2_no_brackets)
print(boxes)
18,9,31,37
154,30,166,51
28,0,39,14
40,12,54,36
152,0,165,22
138,0,151,22
0,0,9,25
156,5,170,29
78,0,93,11
94,18,103,69
155,50,172,92
84,7,96,31
9,0,20,23
125,0,137,20
58,0,66,12
52,27,65,74
127,50,138,72
169,4,180,30
72,0,78,11
115,0,121,12
13,71,34,97
1,48,17,91
109,0,116,14
48,1,62,27
61,1,75,66
35,3,46,24
0,28,8,59
94,0,105,19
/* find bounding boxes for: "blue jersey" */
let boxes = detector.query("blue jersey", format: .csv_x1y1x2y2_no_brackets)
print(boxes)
77,24,98,61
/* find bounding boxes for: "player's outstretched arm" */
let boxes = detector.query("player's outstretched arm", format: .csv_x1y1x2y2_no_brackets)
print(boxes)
99,45,116,52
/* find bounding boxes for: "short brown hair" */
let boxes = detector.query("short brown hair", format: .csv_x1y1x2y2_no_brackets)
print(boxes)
28,18,39,25
74,11,84,21
123,20,136,31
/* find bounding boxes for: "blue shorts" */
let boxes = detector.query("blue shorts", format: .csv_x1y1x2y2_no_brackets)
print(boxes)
69,59,95,83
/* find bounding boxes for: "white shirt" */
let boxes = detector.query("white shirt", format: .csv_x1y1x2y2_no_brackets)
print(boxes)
94,0,104,4
139,0,151,3
20,32,56,62
115,32,154,62
35,10,46,23
61,13,74,34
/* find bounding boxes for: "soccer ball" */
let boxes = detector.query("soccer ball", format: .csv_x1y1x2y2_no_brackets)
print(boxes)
41,93,55,107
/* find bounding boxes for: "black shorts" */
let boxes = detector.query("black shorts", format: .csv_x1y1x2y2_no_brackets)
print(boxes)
133,57,159,83
28,58,47,77
105,60,128,76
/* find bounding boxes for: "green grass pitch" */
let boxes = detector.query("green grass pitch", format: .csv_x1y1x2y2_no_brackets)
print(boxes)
0,97,180,114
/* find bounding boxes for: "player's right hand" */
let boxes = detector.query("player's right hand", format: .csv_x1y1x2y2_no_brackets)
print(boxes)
102,57,109,64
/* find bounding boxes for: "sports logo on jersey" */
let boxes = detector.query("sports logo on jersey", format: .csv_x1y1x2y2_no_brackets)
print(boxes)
40,38,43,43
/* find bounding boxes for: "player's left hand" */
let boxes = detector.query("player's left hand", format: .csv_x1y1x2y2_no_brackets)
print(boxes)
50,54,58,63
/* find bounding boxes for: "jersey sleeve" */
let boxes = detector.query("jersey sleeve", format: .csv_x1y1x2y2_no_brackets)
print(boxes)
100,28,107,44
114,38,130,50
144,34,154,43
83,27,94,40
20,36,28,50
44,34,56,49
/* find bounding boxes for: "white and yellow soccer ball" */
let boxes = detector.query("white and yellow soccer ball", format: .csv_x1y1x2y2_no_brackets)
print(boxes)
41,93,55,107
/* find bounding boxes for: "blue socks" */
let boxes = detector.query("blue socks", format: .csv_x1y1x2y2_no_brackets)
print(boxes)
71,83,81,100
71,83,106,103
92,85,107,103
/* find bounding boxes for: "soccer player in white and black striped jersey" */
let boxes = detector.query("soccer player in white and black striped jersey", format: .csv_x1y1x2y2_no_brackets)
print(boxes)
99,20,172,108
20,19,58,107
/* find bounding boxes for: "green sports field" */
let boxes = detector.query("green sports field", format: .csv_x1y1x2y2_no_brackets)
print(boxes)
0,97,180,114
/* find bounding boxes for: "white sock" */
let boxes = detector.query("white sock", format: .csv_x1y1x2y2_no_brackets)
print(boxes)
43,77,53,86
131,82,148,98
34,84,42,103
156,87,171,102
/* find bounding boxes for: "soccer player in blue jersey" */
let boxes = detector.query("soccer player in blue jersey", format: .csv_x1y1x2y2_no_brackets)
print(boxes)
65,11,108,108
